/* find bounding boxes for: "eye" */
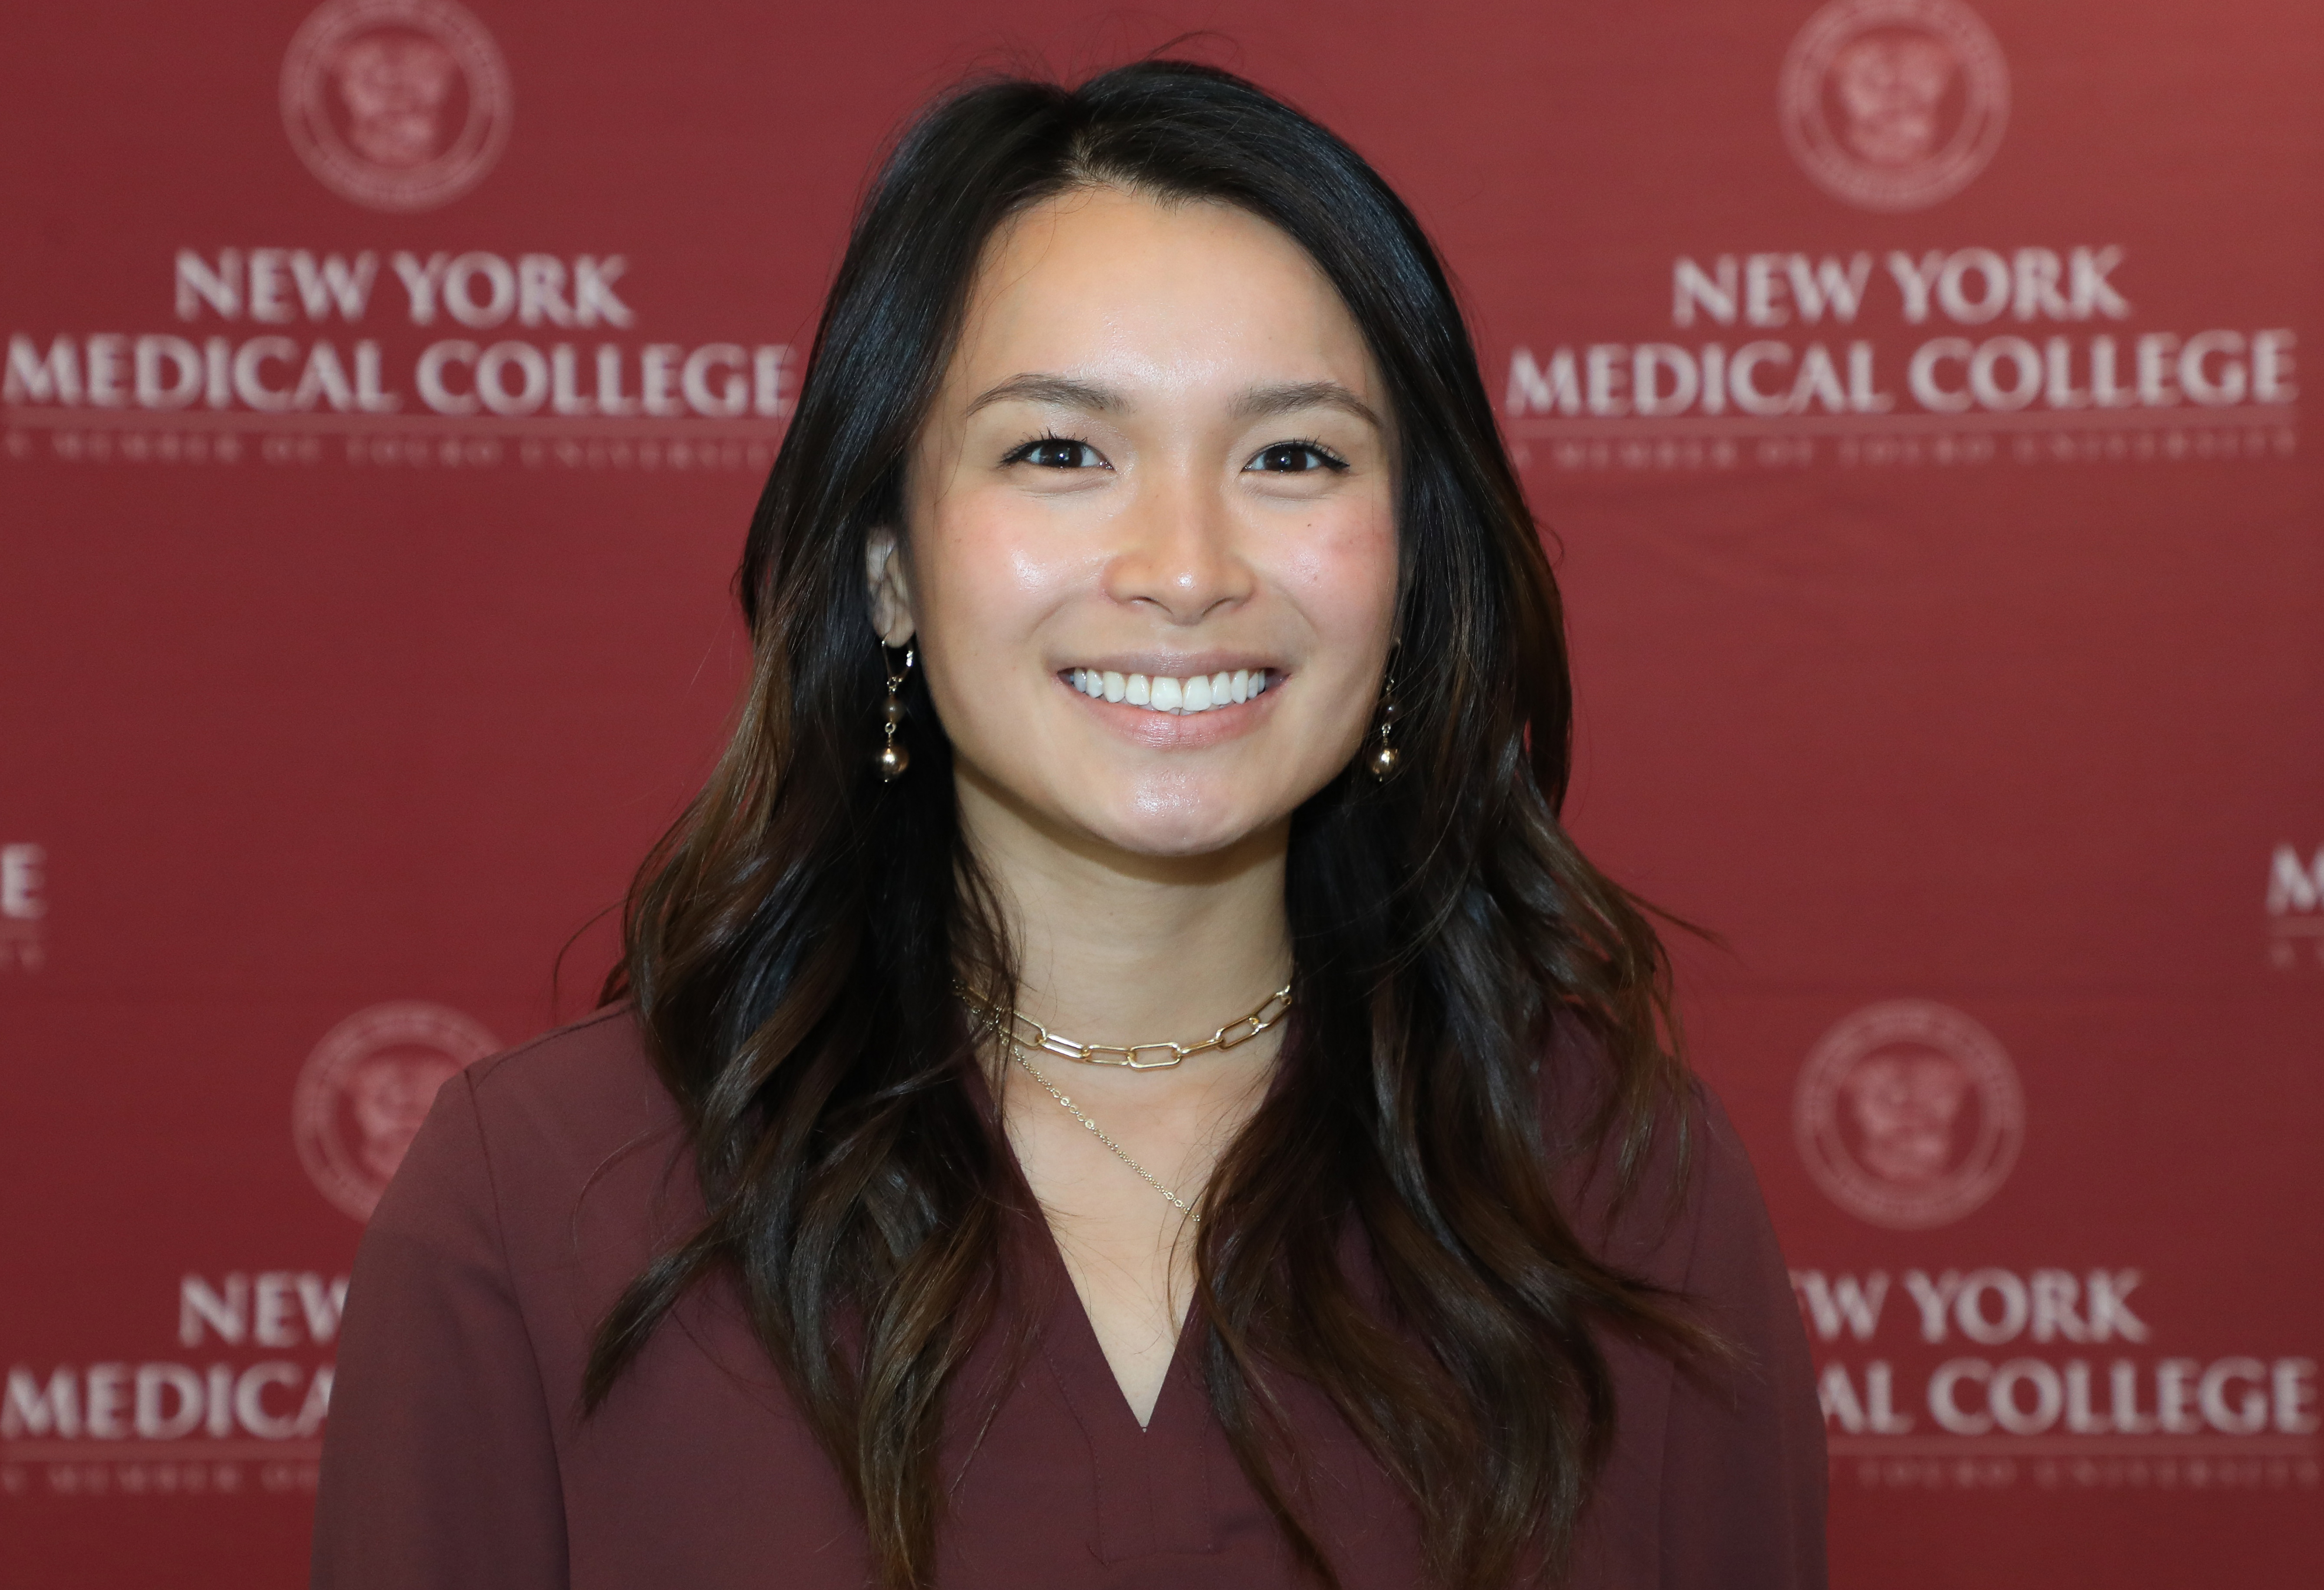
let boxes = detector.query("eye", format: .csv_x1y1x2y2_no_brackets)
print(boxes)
1245,440,1347,474
1004,435,1108,470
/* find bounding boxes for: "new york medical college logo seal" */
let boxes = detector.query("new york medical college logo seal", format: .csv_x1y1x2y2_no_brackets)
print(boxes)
292,1001,500,1220
1794,1000,2024,1229
1779,0,2009,212
281,0,512,212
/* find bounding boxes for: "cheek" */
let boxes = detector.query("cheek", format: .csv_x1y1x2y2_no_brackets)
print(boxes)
917,495,1085,660
1275,500,1400,656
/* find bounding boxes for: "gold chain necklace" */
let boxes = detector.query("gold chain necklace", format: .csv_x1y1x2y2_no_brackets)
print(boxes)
956,981,1294,1220
952,981,1292,1070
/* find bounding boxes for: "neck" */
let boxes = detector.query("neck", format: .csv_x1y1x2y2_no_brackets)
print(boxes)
953,770,1295,1046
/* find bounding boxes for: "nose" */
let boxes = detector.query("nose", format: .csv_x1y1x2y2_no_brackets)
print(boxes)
1103,469,1254,625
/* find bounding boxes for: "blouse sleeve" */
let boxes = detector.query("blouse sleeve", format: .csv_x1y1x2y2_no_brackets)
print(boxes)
1655,1085,1828,1590
311,1069,571,1590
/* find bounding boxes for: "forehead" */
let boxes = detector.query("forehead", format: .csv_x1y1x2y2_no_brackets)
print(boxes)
948,185,1376,395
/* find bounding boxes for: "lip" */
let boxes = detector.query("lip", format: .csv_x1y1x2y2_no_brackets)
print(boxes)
1054,661,1285,750
1058,651,1283,679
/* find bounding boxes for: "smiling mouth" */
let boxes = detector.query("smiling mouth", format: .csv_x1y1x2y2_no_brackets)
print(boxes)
1063,667,1273,715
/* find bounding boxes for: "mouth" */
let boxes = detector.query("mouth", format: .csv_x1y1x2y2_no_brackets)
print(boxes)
1061,666,1274,716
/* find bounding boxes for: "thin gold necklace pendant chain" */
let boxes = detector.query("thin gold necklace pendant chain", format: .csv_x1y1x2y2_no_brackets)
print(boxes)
958,982,1293,1221
955,981,1293,1070
1009,1042,1203,1222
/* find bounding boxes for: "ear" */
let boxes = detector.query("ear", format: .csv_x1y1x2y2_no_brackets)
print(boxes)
864,527,917,647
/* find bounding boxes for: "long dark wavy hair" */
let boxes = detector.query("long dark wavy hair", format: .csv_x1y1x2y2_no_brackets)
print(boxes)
588,59,1703,1590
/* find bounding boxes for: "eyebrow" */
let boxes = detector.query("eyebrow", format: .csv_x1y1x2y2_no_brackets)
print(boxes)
965,374,1116,417
1230,380,1382,430
964,373,1382,430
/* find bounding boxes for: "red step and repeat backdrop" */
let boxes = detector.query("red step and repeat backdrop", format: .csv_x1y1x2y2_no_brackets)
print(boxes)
3,1,2317,1585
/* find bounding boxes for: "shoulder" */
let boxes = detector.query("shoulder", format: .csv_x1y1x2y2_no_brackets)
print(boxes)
1538,1026,1817,1412
371,1002,692,1279
1656,1075,1801,1332
317,1009,664,1587
1542,1033,1830,1586
1540,1025,1773,1295
461,1001,681,1169
1644,1080,1829,1584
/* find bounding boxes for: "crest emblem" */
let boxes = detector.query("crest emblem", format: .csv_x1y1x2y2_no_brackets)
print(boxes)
1794,999,2024,1228
1779,0,2010,212
292,1001,500,1220
281,0,513,212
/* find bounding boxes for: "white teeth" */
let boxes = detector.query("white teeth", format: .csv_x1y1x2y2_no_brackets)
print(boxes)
1070,667,1274,714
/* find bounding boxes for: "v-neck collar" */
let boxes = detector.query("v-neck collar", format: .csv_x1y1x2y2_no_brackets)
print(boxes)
961,1051,1226,1558
1025,1219,1219,1559
966,1055,1208,1437
1029,1224,1206,1440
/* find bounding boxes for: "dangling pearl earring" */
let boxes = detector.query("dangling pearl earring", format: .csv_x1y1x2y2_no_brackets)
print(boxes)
876,645,913,781
1366,664,1401,781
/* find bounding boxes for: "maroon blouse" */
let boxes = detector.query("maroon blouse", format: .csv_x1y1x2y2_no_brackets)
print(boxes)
311,1005,1825,1588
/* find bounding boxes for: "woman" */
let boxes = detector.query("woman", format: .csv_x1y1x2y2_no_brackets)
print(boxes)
313,61,1824,1590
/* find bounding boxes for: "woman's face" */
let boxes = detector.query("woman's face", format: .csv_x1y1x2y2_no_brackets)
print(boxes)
874,186,1399,860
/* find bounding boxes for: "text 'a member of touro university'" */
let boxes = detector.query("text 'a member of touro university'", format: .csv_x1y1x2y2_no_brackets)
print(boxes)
2,248,794,421
1505,247,2297,421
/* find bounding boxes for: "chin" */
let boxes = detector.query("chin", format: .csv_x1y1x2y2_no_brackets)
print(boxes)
1084,781,1287,860
1102,825,1255,860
